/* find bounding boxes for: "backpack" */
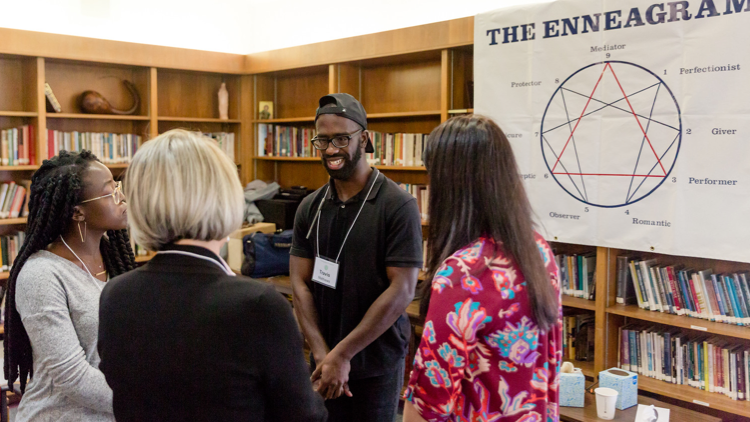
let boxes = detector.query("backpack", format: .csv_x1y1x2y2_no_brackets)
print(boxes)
241,230,293,278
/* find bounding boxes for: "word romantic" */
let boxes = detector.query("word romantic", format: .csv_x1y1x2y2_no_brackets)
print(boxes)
486,0,749,45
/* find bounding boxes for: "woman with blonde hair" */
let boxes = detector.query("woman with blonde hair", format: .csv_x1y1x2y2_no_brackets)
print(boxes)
97,129,327,421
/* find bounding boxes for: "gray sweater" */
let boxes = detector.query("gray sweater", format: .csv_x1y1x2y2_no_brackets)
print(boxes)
14,250,114,422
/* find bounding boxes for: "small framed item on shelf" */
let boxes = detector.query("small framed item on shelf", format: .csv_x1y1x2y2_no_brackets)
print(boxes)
258,101,273,120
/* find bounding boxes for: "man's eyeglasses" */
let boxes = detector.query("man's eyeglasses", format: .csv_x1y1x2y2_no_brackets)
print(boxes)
80,181,125,205
311,129,363,150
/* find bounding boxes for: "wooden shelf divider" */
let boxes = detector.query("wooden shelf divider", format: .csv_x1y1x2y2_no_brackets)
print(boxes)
374,165,426,171
367,111,441,119
47,113,151,121
562,295,597,311
0,218,27,226
638,376,750,417
158,117,241,123
0,165,39,171
607,303,750,340
254,156,320,162
0,111,38,117
251,117,316,124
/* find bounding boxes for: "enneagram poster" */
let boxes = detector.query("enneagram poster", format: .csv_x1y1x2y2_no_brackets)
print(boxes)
475,0,750,262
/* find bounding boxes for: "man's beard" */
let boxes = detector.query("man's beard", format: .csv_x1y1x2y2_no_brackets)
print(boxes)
322,147,362,180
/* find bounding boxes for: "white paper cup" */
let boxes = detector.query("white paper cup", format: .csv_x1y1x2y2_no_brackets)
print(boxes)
594,387,618,420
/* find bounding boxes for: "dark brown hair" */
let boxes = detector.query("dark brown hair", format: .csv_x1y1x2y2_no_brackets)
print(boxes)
420,115,558,331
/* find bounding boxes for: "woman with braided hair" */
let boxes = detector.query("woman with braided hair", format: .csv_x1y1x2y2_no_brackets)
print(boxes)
4,150,135,422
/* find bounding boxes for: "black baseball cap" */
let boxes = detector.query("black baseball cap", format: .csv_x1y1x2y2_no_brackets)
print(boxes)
315,93,374,153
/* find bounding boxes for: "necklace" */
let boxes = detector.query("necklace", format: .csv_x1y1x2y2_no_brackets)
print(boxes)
60,236,106,289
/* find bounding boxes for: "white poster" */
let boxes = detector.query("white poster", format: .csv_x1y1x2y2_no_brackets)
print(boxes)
475,0,750,262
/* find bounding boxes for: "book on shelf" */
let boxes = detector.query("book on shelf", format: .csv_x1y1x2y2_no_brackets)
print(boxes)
200,131,235,163
619,323,750,401
0,231,25,272
0,181,30,219
619,255,750,328
397,183,429,221
257,124,318,158
1,125,36,166
555,252,596,300
563,312,595,362
47,130,143,164
44,82,62,113
367,132,427,167
616,255,638,305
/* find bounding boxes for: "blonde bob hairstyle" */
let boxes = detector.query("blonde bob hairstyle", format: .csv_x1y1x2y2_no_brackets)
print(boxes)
124,129,244,251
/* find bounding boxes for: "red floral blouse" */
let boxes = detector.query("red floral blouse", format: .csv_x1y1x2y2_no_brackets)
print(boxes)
405,234,562,422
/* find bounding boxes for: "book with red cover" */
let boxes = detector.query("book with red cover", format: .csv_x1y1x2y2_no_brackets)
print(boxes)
48,129,55,160
9,185,26,218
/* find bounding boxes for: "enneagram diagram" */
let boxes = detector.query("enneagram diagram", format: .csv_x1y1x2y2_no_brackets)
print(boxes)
540,61,682,208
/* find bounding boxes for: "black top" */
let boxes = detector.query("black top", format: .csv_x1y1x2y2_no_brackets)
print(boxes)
291,169,423,379
98,244,327,422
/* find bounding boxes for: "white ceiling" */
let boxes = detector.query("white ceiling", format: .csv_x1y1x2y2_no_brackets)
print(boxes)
0,0,547,54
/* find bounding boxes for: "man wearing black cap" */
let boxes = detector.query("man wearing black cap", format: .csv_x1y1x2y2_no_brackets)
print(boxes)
290,93,423,422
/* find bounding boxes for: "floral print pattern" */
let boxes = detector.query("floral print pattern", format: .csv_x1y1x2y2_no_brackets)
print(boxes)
405,235,562,422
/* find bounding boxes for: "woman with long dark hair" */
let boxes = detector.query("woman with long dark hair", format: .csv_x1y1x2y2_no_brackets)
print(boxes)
403,115,562,422
4,150,135,421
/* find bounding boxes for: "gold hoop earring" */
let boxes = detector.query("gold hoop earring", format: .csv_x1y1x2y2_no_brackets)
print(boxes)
78,221,87,243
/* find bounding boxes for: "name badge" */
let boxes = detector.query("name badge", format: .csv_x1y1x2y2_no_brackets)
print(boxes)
312,257,339,289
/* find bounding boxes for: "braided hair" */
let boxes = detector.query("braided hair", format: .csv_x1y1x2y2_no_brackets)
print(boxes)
3,150,136,392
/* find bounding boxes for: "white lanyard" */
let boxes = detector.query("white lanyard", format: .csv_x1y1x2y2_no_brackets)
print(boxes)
60,236,104,292
315,168,379,263
156,249,236,276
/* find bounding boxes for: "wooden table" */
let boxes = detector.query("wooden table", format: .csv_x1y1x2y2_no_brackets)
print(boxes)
559,392,721,422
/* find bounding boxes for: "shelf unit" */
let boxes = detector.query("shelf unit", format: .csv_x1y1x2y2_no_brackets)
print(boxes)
0,48,245,280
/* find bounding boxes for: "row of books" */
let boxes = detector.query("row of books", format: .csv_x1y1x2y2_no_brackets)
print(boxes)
1,125,36,166
616,256,750,326
47,130,143,164
201,132,236,162
556,253,596,300
255,124,430,168
563,312,595,361
365,132,428,167
257,124,318,158
0,182,30,219
619,324,750,401
0,231,25,271
397,183,429,221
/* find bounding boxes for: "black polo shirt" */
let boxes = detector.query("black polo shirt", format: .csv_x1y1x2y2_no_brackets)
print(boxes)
291,168,423,379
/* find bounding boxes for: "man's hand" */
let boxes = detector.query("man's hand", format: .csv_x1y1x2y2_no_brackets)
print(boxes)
310,350,353,400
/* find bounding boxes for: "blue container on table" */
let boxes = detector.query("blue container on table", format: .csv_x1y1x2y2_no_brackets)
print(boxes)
559,368,585,407
598,368,638,410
